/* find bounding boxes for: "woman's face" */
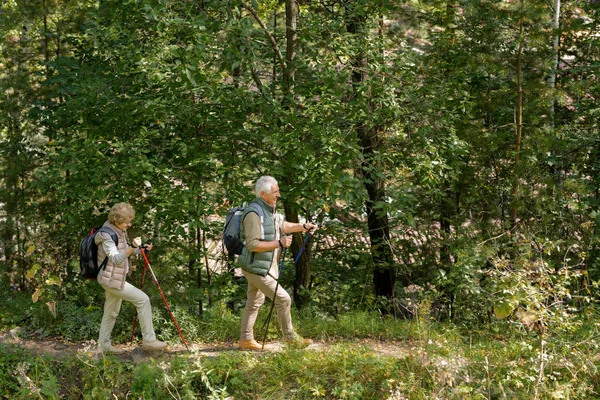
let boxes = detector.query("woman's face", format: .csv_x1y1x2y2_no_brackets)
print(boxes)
115,218,133,231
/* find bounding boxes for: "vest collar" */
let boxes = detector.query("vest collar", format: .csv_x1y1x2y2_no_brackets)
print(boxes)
254,197,275,214
103,220,125,236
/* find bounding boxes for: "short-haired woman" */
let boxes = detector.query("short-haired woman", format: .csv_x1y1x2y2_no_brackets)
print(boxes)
96,202,167,354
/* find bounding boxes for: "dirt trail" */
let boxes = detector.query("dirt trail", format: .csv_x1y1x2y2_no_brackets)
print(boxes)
0,328,408,363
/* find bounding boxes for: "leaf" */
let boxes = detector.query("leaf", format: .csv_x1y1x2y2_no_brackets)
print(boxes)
493,300,515,319
26,245,36,256
46,301,57,318
45,276,62,286
26,264,41,280
185,68,196,85
516,309,539,331
32,288,44,303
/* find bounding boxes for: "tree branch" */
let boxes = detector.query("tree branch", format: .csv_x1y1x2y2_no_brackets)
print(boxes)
241,3,287,74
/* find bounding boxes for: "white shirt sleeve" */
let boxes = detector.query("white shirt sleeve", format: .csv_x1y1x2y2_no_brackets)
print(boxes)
277,213,286,238
101,239,128,266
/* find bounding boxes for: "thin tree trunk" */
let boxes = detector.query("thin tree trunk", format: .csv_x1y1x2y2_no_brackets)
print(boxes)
548,0,560,125
511,4,525,226
273,11,278,80
199,225,206,316
283,0,296,91
202,225,213,307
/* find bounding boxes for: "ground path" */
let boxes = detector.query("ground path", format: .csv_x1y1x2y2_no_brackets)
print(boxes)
0,327,409,363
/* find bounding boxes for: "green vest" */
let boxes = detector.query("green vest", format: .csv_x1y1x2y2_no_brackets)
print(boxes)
237,198,277,276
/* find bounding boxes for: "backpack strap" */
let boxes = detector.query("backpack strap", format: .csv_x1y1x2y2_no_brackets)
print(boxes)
96,227,119,247
243,201,265,228
96,227,119,271
245,201,264,220
242,201,266,242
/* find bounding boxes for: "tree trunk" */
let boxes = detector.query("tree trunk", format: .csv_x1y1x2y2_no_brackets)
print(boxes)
347,14,398,315
282,199,312,309
511,4,525,227
358,124,397,310
548,0,560,125
245,0,311,309
283,0,296,91
281,0,313,309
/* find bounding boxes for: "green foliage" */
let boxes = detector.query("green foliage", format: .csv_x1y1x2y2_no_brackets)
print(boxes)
0,282,34,329
0,346,30,396
58,302,103,342
2,310,599,399
1,3,600,399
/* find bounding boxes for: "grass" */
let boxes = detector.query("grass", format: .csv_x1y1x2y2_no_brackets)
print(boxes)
2,329,597,399
1,315,600,399
1,290,600,399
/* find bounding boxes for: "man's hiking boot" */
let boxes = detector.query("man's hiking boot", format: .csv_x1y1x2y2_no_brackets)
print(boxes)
284,335,312,349
102,345,126,355
239,339,263,351
142,340,168,351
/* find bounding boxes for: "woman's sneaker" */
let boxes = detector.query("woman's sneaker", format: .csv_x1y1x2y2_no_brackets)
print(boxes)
102,345,126,355
142,340,168,351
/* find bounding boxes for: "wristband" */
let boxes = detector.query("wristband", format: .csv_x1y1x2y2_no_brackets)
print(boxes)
278,239,283,248
303,223,307,230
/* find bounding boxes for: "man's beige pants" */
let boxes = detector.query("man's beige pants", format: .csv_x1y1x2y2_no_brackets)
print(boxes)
99,282,157,349
240,263,295,341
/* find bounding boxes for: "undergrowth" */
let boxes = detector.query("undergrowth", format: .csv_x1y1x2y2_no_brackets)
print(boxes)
1,307,599,399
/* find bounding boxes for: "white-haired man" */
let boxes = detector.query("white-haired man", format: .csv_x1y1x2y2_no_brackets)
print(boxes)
237,176,317,350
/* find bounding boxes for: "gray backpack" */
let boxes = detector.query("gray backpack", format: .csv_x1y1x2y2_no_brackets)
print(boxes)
223,202,264,255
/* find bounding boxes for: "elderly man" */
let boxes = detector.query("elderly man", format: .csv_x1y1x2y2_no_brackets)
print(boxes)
237,176,317,350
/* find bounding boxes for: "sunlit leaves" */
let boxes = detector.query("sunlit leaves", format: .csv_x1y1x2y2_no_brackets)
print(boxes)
25,246,36,257
26,264,41,280
32,288,44,303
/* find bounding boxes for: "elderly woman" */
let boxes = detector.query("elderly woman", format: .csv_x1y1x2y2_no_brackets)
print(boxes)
96,202,167,354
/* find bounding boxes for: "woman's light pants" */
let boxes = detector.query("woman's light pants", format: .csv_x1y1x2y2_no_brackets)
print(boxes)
99,282,156,349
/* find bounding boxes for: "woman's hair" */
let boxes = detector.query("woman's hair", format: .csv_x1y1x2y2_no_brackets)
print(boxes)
108,202,135,225
255,176,278,197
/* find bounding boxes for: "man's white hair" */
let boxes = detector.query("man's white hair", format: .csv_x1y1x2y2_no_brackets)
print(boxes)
255,176,278,197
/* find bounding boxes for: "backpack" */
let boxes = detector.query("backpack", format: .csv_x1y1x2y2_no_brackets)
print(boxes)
223,201,264,255
79,226,118,279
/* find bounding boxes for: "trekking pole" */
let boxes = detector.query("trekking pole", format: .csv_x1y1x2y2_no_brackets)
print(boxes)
139,248,190,350
260,231,313,349
260,246,287,350
130,256,149,342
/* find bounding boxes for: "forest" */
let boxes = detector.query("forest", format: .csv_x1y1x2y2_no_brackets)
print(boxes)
1,0,600,398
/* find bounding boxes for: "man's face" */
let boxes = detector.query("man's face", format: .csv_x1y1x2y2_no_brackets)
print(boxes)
261,184,280,207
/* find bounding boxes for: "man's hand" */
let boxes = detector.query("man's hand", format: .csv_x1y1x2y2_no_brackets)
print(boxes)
280,235,293,248
303,223,318,232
